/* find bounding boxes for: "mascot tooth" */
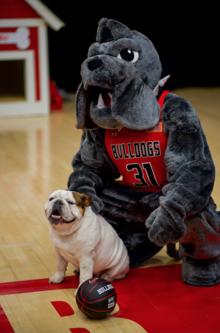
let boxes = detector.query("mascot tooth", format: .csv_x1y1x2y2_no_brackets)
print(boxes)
97,94,105,108
68,18,220,287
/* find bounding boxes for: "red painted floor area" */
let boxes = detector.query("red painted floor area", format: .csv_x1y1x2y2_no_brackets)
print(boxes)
1,264,220,333
51,301,75,317
0,305,15,333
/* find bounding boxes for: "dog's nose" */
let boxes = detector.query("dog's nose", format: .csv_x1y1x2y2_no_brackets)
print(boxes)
88,58,103,71
55,200,63,206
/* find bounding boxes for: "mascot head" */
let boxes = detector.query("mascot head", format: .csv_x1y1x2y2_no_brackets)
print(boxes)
76,18,163,130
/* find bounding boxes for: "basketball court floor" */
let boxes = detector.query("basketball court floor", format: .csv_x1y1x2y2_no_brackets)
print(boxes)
0,88,220,333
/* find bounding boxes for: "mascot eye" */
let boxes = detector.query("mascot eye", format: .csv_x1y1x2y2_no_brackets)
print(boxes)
49,198,54,201
67,201,74,205
117,49,139,63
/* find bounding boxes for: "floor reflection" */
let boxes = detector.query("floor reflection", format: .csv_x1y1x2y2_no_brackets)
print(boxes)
0,116,50,197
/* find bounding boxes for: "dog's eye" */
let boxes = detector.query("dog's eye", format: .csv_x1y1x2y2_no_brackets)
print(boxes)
49,198,54,201
67,201,74,205
117,49,139,63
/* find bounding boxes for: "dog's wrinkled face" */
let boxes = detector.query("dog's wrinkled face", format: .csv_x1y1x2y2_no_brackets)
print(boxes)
44,190,91,233
76,18,162,131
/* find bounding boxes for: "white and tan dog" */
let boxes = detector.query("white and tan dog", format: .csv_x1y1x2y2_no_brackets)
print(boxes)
44,190,129,294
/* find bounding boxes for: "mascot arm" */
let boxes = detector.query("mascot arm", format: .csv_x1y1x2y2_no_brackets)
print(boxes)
146,93,215,246
68,129,120,214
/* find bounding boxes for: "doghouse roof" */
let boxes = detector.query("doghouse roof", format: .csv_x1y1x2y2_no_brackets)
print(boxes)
0,0,65,31
25,0,65,31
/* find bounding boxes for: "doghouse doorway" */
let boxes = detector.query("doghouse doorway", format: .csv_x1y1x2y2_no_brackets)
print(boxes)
0,50,37,117
0,59,26,102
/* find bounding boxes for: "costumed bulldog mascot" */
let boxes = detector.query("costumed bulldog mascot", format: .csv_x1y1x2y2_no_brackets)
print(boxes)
68,18,220,286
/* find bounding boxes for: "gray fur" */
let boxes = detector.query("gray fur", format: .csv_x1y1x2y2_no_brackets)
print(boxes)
163,93,200,134
68,18,220,286
182,257,220,286
145,93,216,248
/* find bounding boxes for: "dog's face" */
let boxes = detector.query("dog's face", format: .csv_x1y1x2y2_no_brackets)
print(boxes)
44,190,91,234
76,18,162,131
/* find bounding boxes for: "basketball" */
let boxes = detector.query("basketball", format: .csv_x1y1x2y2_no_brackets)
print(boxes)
76,278,117,319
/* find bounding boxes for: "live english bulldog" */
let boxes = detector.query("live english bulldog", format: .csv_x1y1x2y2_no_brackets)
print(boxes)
44,190,129,295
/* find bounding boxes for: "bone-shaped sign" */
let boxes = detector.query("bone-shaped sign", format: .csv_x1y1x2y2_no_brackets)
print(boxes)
0,27,30,49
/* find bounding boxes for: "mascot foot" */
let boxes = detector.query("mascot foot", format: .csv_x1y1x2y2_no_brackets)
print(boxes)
182,257,220,287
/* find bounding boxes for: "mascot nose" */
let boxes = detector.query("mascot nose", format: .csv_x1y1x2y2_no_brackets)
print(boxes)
88,58,103,71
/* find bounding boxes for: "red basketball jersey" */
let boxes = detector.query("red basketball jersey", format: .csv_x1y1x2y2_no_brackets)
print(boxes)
105,91,170,192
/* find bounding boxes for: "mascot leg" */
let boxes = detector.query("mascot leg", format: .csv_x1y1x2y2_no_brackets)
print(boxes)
180,197,220,286
98,184,162,268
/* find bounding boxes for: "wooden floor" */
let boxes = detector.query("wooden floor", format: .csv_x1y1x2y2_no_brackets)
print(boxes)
0,87,220,333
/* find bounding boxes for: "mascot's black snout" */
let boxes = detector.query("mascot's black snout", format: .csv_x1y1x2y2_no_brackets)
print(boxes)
88,58,103,71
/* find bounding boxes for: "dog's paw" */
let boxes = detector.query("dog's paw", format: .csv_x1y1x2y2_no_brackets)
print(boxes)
100,273,114,282
49,272,65,284
74,268,80,276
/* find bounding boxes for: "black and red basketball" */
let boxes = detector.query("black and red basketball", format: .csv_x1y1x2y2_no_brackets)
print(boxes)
76,278,117,319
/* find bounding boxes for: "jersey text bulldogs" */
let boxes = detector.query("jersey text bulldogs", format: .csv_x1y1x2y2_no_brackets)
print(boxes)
111,141,161,160
105,119,169,191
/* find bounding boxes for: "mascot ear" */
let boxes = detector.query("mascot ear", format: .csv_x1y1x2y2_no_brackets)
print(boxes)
107,19,132,40
96,18,114,43
75,83,99,130
96,18,132,43
112,79,161,130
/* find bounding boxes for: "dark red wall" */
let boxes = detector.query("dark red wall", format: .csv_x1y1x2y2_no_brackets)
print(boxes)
0,0,41,19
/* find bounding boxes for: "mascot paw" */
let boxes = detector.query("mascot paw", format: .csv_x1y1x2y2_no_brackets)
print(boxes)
90,195,105,214
49,272,65,284
145,207,186,246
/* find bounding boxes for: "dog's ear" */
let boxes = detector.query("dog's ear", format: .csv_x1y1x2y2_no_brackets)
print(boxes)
75,83,99,130
96,18,132,43
72,192,91,208
112,80,161,130
106,19,132,40
96,18,114,43
79,194,91,207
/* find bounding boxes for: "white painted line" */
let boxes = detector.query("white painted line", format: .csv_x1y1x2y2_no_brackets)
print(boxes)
0,243,30,249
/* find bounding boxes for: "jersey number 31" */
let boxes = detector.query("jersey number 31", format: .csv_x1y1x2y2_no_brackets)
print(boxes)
126,162,160,187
